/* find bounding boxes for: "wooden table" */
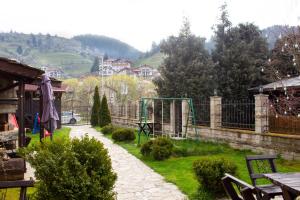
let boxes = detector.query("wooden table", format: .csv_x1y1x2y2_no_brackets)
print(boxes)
137,122,161,136
264,172,300,200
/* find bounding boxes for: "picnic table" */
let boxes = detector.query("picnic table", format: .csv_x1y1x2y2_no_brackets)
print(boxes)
137,122,161,137
263,172,300,200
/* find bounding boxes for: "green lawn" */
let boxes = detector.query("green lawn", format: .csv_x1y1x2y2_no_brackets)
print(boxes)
95,127,300,199
26,127,71,147
0,127,71,199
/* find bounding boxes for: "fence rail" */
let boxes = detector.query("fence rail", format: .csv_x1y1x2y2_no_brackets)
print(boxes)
221,99,255,130
194,99,210,126
269,113,300,135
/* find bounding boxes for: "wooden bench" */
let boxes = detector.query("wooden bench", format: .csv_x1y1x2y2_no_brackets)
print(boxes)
245,155,283,200
222,173,257,200
0,178,34,200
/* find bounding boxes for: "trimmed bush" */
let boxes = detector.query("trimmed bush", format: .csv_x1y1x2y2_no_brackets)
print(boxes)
22,136,117,200
101,124,117,135
193,157,237,194
140,137,173,160
112,128,135,142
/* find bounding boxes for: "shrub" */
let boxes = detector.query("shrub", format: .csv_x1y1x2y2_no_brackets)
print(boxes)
193,157,237,194
101,124,116,135
140,140,153,156
22,136,117,200
140,137,173,160
112,128,135,142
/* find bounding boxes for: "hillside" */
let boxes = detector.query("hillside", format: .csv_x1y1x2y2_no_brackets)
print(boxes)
73,35,142,60
0,32,142,76
133,52,165,68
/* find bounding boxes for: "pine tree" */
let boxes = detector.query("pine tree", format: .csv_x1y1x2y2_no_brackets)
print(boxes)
212,4,268,98
99,94,111,127
90,57,100,73
153,17,215,99
90,86,101,126
16,46,23,55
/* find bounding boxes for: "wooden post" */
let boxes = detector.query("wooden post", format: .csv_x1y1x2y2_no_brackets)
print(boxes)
39,87,44,142
18,80,25,148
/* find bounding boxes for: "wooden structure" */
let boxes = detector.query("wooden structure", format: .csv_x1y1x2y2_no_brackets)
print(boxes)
222,173,257,200
264,172,300,200
22,83,64,129
138,97,198,144
245,155,283,200
0,57,45,147
0,179,34,200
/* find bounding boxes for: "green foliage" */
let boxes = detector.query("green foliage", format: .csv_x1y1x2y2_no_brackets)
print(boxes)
112,128,135,142
90,86,101,126
101,124,117,135
141,137,173,160
154,18,215,99
22,136,117,200
193,157,237,194
90,56,100,73
212,4,269,98
99,94,111,127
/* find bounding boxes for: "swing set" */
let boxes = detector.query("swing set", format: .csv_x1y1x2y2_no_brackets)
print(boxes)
137,97,198,145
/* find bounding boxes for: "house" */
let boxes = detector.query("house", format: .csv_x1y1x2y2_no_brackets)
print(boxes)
41,66,65,79
115,68,137,78
99,58,132,76
135,65,160,79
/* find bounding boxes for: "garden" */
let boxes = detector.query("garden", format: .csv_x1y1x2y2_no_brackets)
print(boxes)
96,124,300,199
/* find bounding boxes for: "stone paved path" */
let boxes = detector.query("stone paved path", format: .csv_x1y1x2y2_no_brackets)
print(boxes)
70,125,186,200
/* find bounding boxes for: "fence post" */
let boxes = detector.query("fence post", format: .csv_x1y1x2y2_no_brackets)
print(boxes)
182,100,189,133
254,94,269,134
170,100,176,134
210,96,222,129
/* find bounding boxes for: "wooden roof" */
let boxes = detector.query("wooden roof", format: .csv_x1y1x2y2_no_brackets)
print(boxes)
0,57,44,81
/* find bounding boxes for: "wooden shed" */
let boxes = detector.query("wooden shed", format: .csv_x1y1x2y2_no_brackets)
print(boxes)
0,57,63,147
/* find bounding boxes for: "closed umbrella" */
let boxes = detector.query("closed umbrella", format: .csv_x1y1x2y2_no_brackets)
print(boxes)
40,74,59,139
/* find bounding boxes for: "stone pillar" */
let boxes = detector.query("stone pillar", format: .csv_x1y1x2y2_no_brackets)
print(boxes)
255,94,269,134
136,101,140,120
210,96,222,129
182,100,189,133
170,100,176,134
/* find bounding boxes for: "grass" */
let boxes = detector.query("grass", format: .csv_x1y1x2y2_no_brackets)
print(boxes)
0,127,71,199
133,52,164,68
26,127,71,147
95,127,300,199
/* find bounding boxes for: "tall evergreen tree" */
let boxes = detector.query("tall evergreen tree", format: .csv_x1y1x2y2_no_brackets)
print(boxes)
90,57,100,73
153,18,215,99
212,4,268,98
99,94,111,127
90,86,101,126
16,46,23,55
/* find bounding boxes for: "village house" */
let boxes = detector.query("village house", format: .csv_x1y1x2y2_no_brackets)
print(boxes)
41,66,65,79
134,65,160,79
99,58,132,76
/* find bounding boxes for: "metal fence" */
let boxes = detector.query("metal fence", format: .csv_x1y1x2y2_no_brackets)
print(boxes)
61,105,91,125
193,99,210,126
221,98,255,130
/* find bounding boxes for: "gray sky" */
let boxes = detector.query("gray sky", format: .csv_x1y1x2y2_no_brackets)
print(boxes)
0,0,299,51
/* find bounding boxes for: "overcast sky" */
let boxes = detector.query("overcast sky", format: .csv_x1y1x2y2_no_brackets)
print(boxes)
0,0,299,51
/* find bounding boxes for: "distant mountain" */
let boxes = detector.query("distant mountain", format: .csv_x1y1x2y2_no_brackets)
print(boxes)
0,32,142,76
73,35,142,60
